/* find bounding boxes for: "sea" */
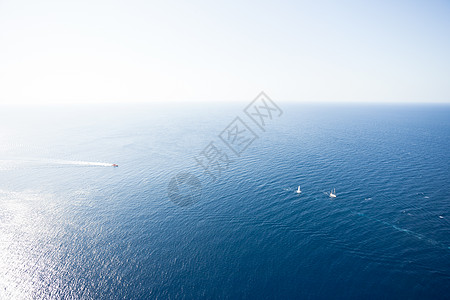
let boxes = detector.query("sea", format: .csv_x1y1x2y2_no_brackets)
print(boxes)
0,101,449,299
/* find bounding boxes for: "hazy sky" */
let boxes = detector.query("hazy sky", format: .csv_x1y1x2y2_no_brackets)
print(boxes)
1,0,449,104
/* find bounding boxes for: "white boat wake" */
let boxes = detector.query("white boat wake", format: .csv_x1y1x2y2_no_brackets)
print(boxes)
0,158,117,168
47,159,115,167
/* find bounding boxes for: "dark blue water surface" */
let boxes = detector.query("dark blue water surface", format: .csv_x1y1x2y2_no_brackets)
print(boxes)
1,102,449,299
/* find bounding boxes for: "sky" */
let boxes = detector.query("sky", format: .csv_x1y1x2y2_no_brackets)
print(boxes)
1,0,449,104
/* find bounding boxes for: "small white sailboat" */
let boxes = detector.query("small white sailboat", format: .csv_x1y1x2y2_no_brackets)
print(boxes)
329,188,336,198
296,186,301,194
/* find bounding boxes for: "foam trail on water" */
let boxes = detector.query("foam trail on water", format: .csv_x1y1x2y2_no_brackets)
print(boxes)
0,158,116,168
353,211,449,251
48,159,113,167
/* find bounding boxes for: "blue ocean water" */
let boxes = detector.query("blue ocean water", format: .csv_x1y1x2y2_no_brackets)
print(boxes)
0,102,449,299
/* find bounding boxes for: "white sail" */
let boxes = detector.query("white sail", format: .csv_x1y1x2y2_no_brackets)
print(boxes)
329,188,336,198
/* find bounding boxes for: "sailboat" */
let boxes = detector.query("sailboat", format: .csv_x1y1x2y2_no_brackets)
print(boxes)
296,186,301,194
329,188,336,198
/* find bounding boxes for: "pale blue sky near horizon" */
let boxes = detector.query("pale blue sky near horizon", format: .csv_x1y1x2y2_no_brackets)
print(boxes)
1,0,449,104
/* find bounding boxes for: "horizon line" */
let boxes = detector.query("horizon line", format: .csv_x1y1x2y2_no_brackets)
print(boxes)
1,99,450,106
